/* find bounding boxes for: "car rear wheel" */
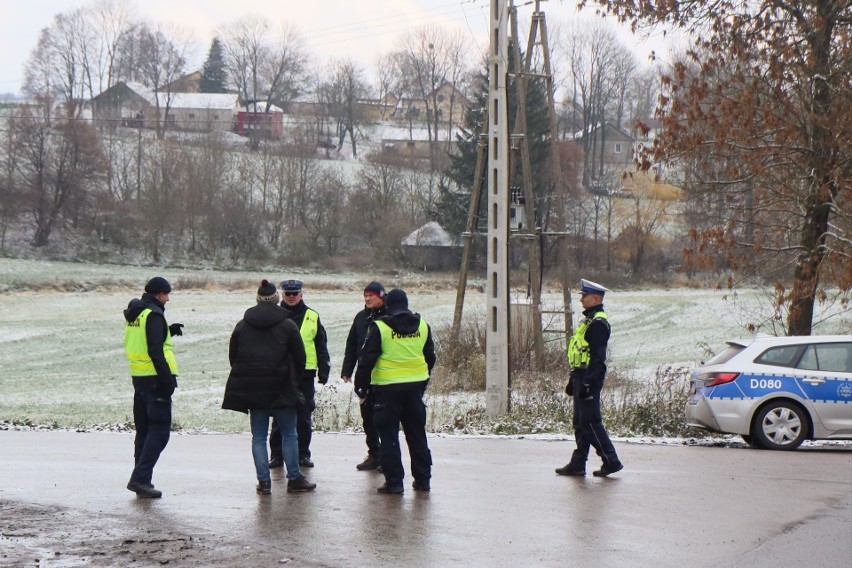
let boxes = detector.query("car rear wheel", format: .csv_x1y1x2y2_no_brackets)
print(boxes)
751,401,809,451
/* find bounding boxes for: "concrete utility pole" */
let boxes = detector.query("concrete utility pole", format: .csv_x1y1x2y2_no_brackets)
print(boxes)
486,0,511,416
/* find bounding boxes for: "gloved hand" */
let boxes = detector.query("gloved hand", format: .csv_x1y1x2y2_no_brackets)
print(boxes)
169,323,184,337
565,376,574,396
318,375,328,385
579,383,593,400
155,375,177,399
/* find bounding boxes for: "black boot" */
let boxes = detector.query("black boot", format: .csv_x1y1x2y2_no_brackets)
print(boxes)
287,475,317,492
592,461,624,477
356,455,380,471
127,481,163,498
555,463,586,476
377,483,404,494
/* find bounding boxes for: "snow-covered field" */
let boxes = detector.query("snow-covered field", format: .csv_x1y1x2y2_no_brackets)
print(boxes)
0,258,848,433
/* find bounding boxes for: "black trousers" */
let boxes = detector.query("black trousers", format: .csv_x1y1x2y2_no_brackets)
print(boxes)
360,390,381,458
569,386,620,468
130,387,171,485
373,386,431,486
271,371,316,459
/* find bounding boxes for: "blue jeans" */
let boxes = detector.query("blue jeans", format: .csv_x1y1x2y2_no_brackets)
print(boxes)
250,407,300,481
130,388,171,485
269,371,316,460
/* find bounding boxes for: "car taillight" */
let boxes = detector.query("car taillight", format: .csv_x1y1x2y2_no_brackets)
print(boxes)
705,372,740,387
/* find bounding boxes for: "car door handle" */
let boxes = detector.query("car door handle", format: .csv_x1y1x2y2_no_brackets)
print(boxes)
802,377,825,385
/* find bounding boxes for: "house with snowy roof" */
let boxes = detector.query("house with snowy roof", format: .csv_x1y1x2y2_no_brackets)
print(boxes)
401,221,460,269
90,82,239,133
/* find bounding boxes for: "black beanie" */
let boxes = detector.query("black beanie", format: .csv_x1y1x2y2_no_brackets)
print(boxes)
257,279,278,302
384,288,408,315
363,281,385,298
145,276,172,294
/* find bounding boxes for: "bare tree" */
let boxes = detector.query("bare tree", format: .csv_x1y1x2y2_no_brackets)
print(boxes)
0,118,22,250
304,168,348,255
132,22,192,139
219,16,307,108
22,1,138,121
393,26,471,169
10,115,106,246
174,135,228,256
23,11,90,120
560,19,639,188
321,57,369,156
138,139,182,262
347,154,407,252
83,0,138,110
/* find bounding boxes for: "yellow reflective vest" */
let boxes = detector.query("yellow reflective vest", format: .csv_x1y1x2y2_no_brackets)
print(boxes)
299,308,319,371
124,308,178,376
567,311,608,369
371,319,430,385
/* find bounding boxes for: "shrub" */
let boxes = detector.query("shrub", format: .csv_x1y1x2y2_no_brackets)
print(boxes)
423,316,704,437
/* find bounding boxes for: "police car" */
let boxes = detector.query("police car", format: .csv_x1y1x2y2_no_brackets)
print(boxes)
686,335,852,450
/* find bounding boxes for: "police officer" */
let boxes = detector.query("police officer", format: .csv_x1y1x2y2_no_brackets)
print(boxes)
341,281,387,471
556,279,624,478
123,276,184,498
355,289,435,494
268,279,330,469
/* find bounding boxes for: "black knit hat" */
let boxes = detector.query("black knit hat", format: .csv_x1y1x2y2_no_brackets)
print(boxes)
144,276,172,294
384,288,408,316
257,279,278,302
363,281,385,298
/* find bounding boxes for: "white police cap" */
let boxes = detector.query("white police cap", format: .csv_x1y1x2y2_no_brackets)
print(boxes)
580,278,609,296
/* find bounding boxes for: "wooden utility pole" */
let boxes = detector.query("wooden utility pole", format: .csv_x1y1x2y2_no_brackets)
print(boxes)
527,0,574,338
509,2,545,366
452,132,487,338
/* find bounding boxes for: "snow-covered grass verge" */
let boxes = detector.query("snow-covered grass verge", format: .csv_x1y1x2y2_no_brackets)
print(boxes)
0,258,848,440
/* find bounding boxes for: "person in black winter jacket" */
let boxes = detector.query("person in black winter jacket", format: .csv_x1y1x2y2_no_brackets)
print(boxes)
341,281,386,471
222,280,316,494
354,288,436,494
123,276,184,499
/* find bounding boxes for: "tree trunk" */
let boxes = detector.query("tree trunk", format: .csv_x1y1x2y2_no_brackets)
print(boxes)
786,3,836,337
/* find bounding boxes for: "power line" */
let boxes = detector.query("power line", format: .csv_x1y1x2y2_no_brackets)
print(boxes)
301,1,479,39
0,1,500,90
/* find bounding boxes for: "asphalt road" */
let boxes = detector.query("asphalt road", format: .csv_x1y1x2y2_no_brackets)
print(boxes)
1,431,850,567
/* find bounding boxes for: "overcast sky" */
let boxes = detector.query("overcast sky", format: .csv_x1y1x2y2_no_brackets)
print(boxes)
0,0,670,96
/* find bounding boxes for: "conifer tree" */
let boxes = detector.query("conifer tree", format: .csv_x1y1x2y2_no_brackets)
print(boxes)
200,37,228,93
438,46,553,239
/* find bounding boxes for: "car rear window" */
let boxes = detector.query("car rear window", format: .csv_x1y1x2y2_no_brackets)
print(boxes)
797,343,852,373
705,344,745,366
754,344,803,368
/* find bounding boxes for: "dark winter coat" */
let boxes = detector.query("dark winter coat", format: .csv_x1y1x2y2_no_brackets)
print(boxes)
222,302,306,413
570,304,611,390
341,304,386,378
281,300,331,381
354,309,435,397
